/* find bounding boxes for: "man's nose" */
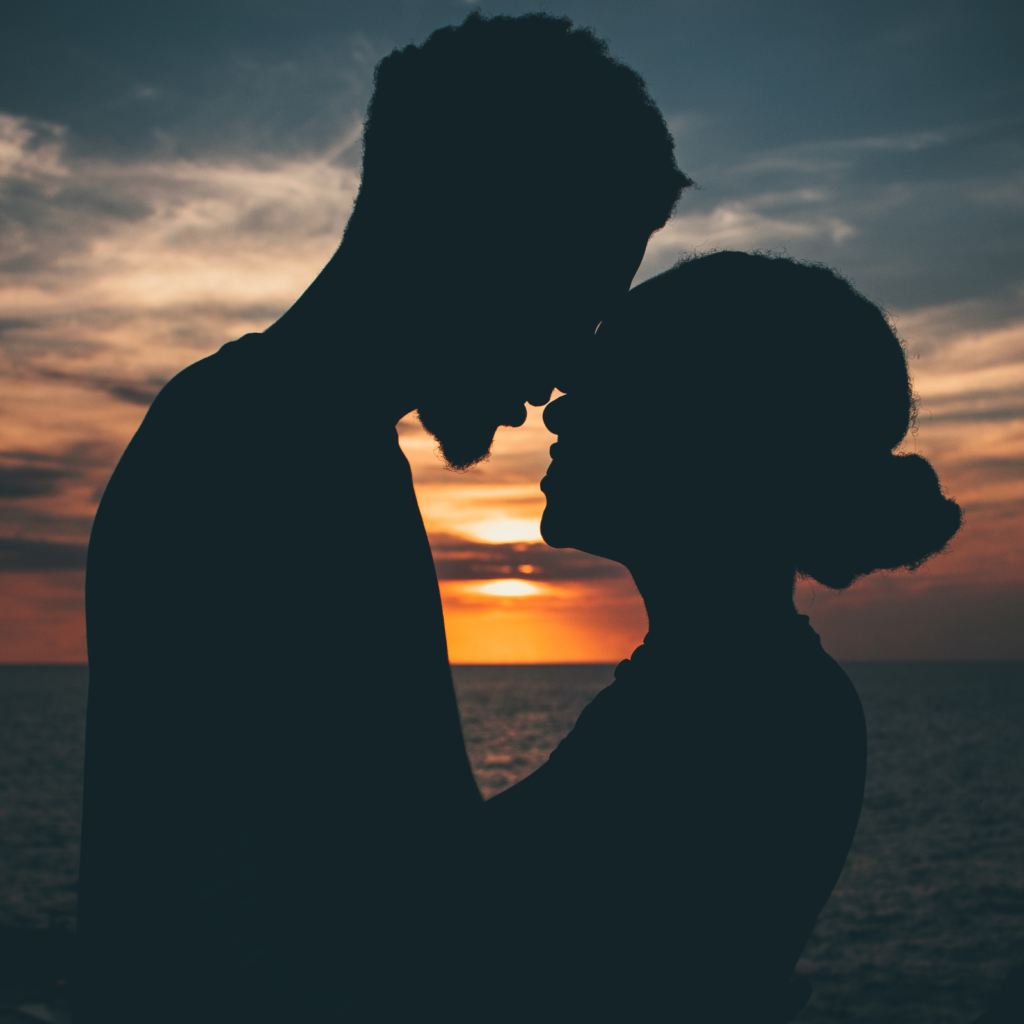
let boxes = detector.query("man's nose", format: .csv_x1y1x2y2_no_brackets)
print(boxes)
526,385,555,408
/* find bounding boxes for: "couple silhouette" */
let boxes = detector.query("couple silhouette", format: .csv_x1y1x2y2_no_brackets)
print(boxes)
75,12,962,1023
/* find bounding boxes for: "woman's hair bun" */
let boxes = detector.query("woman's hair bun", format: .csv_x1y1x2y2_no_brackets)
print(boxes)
627,251,965,590
794,453,963,590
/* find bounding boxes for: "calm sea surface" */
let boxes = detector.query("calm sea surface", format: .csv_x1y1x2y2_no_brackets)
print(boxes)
1,662,1022,1021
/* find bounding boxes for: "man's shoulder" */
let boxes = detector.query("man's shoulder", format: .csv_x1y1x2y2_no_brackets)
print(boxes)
111,335,273,467
160,333,266,394
145,332,292,424
214,331,277,365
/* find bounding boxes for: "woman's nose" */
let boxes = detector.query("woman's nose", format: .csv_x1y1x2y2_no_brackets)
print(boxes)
543,394,572,435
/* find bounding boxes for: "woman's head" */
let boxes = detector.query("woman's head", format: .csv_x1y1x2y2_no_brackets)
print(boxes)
540,251,963,589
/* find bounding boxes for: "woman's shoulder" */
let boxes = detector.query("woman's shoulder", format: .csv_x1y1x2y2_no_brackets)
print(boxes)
576,617,866,753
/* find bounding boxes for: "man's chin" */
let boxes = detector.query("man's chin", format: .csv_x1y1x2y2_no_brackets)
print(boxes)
418,400,529,471
435,433,496,471
417,412,498,471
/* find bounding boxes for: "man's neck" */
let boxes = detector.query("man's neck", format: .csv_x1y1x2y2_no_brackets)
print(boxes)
264,244,422,427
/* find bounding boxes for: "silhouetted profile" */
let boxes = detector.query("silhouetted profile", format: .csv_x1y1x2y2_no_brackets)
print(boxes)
486,252,963,1021
76,13,690,1022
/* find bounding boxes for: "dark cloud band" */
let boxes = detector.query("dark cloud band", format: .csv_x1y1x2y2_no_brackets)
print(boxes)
0,537,87,571
429,532,626,581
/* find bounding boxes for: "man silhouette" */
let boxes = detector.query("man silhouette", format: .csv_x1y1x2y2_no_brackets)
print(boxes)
77,13,690,1022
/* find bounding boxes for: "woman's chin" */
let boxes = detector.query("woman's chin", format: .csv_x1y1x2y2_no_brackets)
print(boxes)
541,511,619,563
540,510,575,550
541,507,595,551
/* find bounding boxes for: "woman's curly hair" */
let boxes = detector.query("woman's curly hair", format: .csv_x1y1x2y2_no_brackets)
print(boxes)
628,251,963,589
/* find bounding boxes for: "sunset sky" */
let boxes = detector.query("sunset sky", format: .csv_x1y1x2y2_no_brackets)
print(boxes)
1,0,1022,662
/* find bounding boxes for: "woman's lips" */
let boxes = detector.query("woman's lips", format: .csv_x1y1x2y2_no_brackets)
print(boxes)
540,464,573,493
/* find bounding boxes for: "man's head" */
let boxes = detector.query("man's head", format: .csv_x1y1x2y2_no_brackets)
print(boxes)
345,12,692,467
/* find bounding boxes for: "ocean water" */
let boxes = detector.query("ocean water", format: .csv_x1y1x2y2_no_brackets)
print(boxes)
0,667,86,934
1,662,1022,1021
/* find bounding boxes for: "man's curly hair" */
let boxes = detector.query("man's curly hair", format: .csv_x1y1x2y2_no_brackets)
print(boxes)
346,12,691,243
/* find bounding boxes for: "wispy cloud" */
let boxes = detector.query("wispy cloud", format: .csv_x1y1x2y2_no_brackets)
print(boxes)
646,115,1024,319
0,464,76,499
0,110,361,560
0,112,359,386
736,129,949,175
0,444,113,549
908,318,1024,425
639,192,855,277
0,537,87,571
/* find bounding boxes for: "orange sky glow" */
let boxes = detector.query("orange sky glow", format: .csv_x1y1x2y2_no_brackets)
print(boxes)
0,112,1022,663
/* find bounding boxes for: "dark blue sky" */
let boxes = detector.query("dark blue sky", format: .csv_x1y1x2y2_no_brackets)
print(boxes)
4,0,1022,315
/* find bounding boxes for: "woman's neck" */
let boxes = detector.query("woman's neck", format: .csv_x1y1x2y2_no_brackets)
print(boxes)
628,555,798,644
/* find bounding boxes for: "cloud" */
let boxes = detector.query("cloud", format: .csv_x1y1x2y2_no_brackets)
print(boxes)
910,321,1024,424
0,359,170,406
636,126,950,282
0,441,117,470
907,319,1024,373
0,110,362,562
0,465,76,498
960,457,1024,481
0,445,119,550
415,483,545,543
0,537,87,571
892,316,1024,516
0,100,1020,634
736,129,949,176
31,367,168,406
646,113,1024,314
916,390,1024,425
0,114,69,179
640,193,856,276
0,111,359,391
429,532,627,582
627,117,1024,538
0,506,95,546
0,0,1019,663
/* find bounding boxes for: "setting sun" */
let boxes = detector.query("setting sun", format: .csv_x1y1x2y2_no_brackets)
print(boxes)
469,579,544,597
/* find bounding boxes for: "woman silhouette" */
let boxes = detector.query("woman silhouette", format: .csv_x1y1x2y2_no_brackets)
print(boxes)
485,252,963,1022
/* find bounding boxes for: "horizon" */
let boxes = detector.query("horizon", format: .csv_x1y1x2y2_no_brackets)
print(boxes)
4,658,1024,668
